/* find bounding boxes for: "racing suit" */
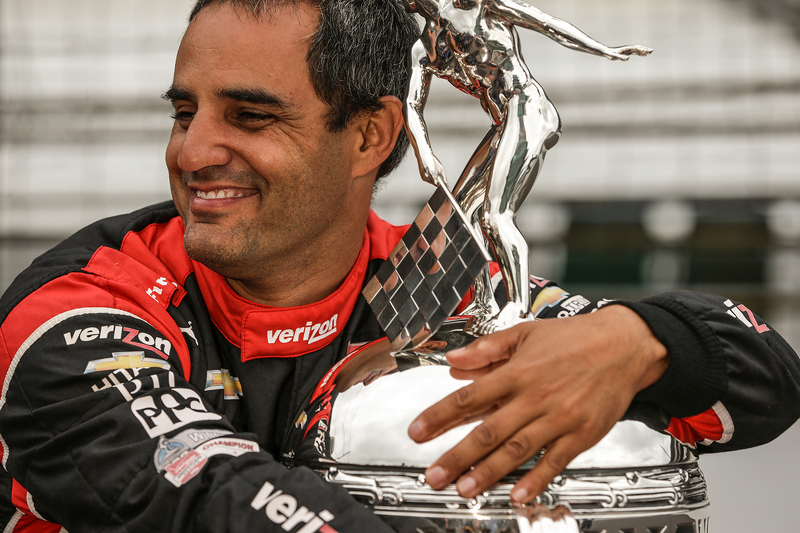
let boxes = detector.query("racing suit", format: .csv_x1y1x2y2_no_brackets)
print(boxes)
0,201,798,532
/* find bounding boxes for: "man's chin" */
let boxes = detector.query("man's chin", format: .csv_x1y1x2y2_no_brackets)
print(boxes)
183,226,247,276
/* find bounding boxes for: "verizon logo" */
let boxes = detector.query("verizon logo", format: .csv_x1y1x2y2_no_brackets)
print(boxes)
266,314,338,345
250,482,337,533
64,324,171,358
724,299,769,333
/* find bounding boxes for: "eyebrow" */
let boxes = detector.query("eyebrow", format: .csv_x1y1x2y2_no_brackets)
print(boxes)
219,87,290,108
162,85,193,103
162,85,290,109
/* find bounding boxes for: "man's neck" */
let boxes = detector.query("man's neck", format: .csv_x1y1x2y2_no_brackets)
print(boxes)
224,226,366,308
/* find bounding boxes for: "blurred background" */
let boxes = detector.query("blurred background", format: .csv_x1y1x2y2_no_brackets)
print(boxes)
1,0,799,530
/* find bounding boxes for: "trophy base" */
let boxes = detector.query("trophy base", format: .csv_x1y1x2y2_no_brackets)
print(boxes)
283,317,710,533
314,465,710,533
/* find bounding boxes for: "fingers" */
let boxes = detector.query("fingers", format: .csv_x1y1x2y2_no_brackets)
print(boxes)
509,437,585,503
446,325,526,370
437,411,597,502
409,327,534,442
426,402,571,495
449,365,496,381
408,368,510,443
443,410,552,495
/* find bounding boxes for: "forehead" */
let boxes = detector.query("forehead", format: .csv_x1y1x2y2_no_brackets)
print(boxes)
174,3,320,94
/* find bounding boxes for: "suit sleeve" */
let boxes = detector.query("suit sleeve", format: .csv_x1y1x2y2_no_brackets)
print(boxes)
527,278,800,452
0,306,390,533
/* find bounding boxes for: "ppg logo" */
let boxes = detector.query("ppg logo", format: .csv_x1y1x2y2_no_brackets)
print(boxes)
132,388,222,437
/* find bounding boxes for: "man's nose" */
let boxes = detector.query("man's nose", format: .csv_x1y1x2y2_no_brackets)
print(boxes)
176,113,233,172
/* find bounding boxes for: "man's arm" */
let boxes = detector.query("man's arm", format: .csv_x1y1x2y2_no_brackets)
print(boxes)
488,0,652,60
0,289,391,532
409,284,800,502
404,38,449,189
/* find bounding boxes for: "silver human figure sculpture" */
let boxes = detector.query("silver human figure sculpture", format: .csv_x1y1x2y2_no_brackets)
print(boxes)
404,0,652,332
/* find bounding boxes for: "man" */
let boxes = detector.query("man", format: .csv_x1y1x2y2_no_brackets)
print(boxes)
0,1,797,532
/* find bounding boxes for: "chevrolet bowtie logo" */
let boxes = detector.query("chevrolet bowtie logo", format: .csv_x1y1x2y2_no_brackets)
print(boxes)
205,370,243,400
84,351,172,373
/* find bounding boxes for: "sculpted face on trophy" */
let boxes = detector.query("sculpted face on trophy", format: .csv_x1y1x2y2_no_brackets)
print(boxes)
362,0,651,350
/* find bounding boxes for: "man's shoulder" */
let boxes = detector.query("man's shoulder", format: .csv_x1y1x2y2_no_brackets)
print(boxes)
0,201,184,322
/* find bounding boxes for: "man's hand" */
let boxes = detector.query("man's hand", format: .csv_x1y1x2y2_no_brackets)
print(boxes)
407,305,668,503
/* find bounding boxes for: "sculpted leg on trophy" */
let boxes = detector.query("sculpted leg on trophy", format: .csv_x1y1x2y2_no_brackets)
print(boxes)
452,126,500,324
472,88,562,332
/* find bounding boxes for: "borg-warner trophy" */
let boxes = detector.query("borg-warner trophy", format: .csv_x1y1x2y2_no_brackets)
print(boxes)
282,1,711,532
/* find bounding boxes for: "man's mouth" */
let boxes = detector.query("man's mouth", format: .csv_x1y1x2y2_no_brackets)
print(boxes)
195,188,256,200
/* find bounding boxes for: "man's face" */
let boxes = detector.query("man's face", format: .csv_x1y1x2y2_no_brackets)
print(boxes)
166,3,365,284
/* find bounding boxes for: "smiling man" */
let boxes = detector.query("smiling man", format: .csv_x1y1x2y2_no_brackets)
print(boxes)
166,3,391,308
0,2,415,531
0,0,798,532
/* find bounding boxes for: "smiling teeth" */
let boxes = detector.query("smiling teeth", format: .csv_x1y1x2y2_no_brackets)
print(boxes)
196,189,245,200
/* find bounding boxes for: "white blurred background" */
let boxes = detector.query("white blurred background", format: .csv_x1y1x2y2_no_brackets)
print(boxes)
1,0,799,530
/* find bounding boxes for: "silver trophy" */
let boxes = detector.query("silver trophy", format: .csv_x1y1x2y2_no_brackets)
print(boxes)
282,320,710,532
347,2,709,532
363,0,652,349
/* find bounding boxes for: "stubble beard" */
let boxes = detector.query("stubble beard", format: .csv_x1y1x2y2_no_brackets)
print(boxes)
183,220,266,281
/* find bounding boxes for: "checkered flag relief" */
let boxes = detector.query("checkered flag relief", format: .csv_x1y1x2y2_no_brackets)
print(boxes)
363,186,489,351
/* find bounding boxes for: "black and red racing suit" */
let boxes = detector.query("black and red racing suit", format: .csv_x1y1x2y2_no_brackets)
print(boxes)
0,201,798,532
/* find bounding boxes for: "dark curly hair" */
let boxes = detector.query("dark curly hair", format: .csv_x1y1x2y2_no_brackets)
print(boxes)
188,0,419,181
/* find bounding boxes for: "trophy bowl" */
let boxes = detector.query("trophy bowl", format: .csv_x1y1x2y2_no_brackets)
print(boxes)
281,319,710,533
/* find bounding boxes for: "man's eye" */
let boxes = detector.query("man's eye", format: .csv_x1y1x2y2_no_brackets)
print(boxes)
237,111,275,124
170,111,195,125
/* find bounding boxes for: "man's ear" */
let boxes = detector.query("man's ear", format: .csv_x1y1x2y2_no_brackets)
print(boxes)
349,95,404,179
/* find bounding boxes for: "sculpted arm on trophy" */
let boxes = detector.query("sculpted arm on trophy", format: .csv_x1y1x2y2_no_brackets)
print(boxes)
489,0,653,60
404,36,449,189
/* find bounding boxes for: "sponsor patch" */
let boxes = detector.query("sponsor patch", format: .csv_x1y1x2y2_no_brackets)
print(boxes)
197,437,260,457
556,295,592,318
84,351,171,373
180,320,199,346
154,428,231,471
530,286,569,318
131,388,222,438
164,450,208,487
529,275,551,288
251,482,338,533
64,324,172,358
590,298,615,313
724,299,769,333
146,276,175,304
154,428,258,487
91,366,177,401
205,369,243,400
266,314,339,346
313,428,326,456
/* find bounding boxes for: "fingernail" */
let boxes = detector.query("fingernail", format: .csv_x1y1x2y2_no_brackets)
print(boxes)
425,466,447,487
457,476,477,496
511,487,528,503
408,420,425,440
447,347,467,357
